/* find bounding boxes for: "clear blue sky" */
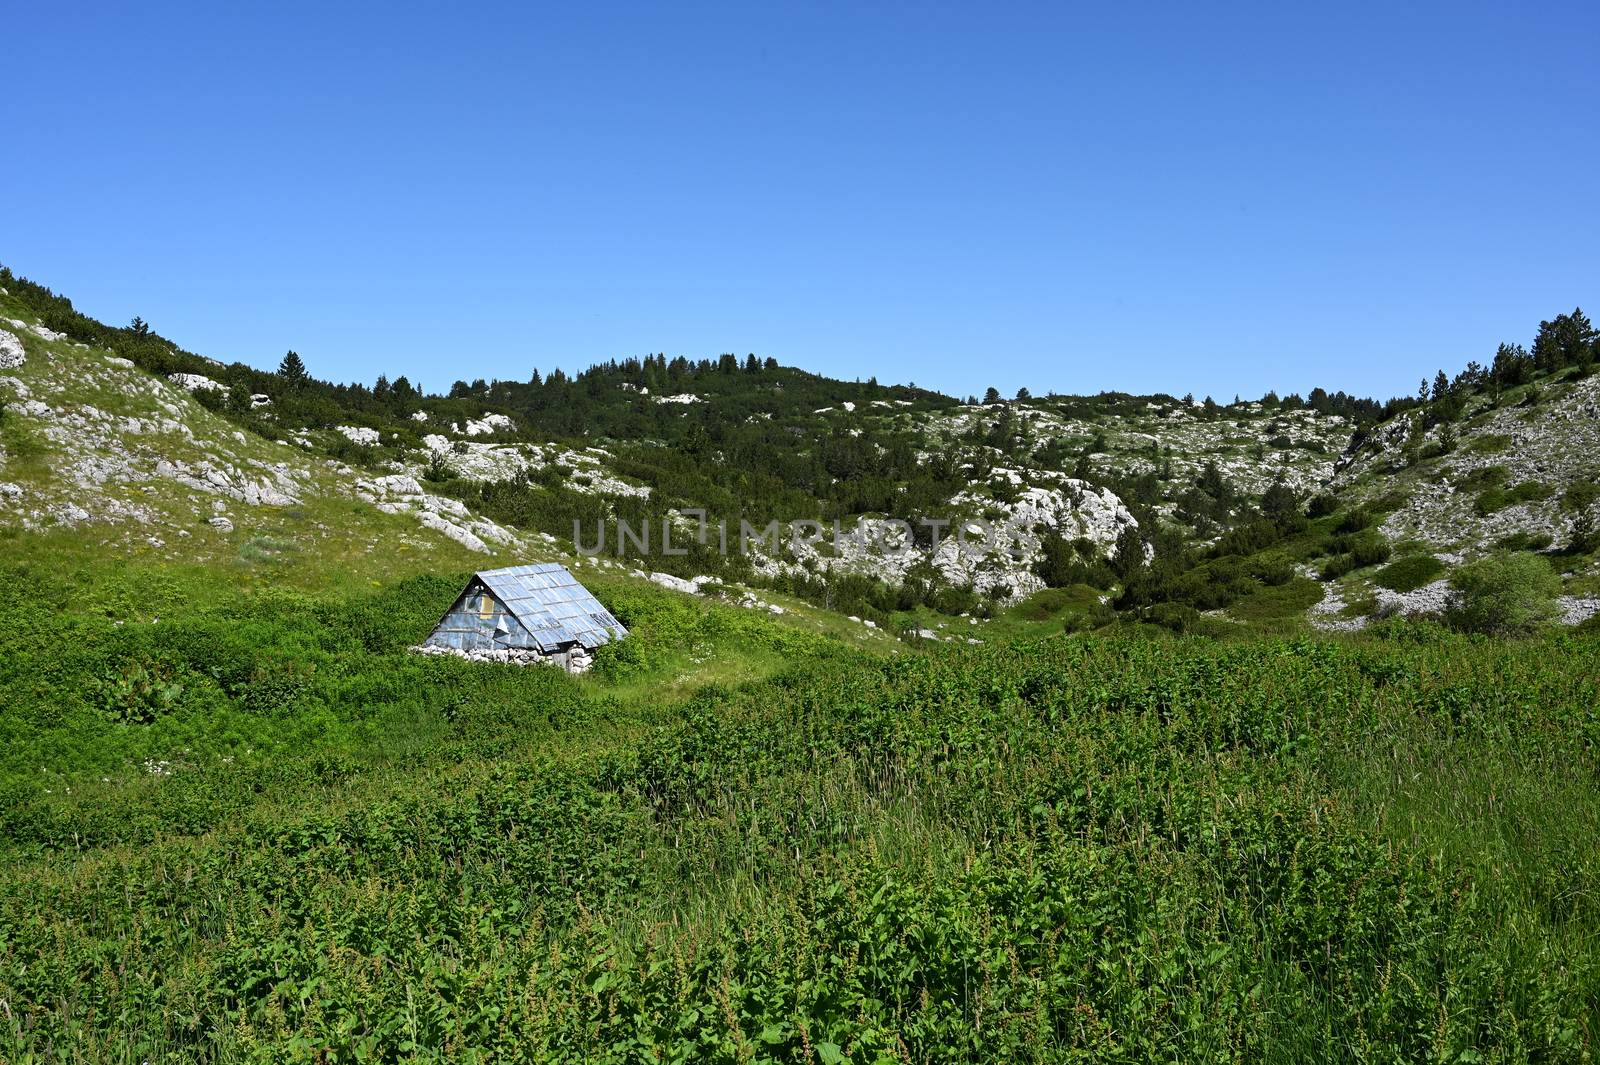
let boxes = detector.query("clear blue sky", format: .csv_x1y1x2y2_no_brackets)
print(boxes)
5,1,1596,402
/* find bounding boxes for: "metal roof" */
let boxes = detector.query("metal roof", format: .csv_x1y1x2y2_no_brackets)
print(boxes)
474,563,627,652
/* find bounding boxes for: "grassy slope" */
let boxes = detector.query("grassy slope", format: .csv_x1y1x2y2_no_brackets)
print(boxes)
4,285,1600,1060
1,535,1597,1060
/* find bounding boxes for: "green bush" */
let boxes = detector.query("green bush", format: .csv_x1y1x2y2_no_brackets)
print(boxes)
1475,480,1552,516
96,659,187,724
1307,492,1340,518
1455,464,1509,491
1465,433,1512,455
1374,555,1446,593
590,632,649,681
1229,577,1323,621
1350,535,1392,568
239,660,318,716
1335,508,1372,534
1320,553,1357,580
1012,585,1089,621
1569,510,1599,555
1446,552,1561,635
1562,480,1599,512
1494,531,1553,553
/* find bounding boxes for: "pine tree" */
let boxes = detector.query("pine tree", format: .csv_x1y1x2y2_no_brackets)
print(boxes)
1015,387,1032,401
278,350,309,388
1261,478,1299,520
983,387,1002,404
1110,525,1146,582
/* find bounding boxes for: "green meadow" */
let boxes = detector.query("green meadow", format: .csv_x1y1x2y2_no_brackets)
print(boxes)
1,545,1596,1063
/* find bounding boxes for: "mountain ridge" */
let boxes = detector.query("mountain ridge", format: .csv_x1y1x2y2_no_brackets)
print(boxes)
2,264,1596,636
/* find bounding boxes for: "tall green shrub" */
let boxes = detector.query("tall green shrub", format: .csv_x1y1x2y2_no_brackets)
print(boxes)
1446,552,1560,635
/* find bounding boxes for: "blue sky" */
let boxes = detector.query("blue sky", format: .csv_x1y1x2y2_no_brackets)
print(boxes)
5,1,1596,402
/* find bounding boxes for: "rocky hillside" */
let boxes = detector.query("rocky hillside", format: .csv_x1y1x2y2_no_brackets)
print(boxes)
1317,366,1600,628
3,271,1597,634
0,302,877,642
0,314,511,565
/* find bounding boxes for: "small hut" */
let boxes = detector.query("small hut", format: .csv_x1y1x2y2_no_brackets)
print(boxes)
419,563,626,672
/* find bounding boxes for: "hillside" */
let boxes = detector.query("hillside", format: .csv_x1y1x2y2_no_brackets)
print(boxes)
3,269,1600,1061
3,268,1597,639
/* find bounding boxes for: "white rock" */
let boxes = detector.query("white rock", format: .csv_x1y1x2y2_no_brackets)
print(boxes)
648,572,700,595
1557,595,1600,627
410,642,596,673
337,425,381,446
459,413,515,437
168,373,226,393
1375,578,1454,619
0,329,25,370
418,511,488,552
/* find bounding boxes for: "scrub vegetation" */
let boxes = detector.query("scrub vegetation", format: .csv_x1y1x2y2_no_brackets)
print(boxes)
1,551,1597,1062
3,272,1600,1059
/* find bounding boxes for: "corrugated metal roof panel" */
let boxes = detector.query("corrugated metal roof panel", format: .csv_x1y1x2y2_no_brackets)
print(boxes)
467,563,626,650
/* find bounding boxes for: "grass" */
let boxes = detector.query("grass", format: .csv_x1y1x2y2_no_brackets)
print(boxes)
1476,479,1553,516
1466,432,1513,455
1228,575,1323,621
1373,553,1446,592
1008,582,1106,622
1565,480,1600,512
2,561,1597,1061
1495,530,1555,553
1455,463,1510,491
5,294,1600,1060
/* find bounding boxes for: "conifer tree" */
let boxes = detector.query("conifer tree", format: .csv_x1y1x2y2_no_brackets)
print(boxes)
278,350,309,388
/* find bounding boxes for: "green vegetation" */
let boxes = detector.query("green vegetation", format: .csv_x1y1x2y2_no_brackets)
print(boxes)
1495,530,1555,553
1373,554,1445,592
2,554,1598,1061
6,268,1597,642
1446,552,1563,635
1010,583,1105,622
3,268,1600,1060
1227,575,1324,621
1455,464,1509,491
1465,432,1512,455
1564,480,1600,512
1475,480,1554,516
1317,529,1392,580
